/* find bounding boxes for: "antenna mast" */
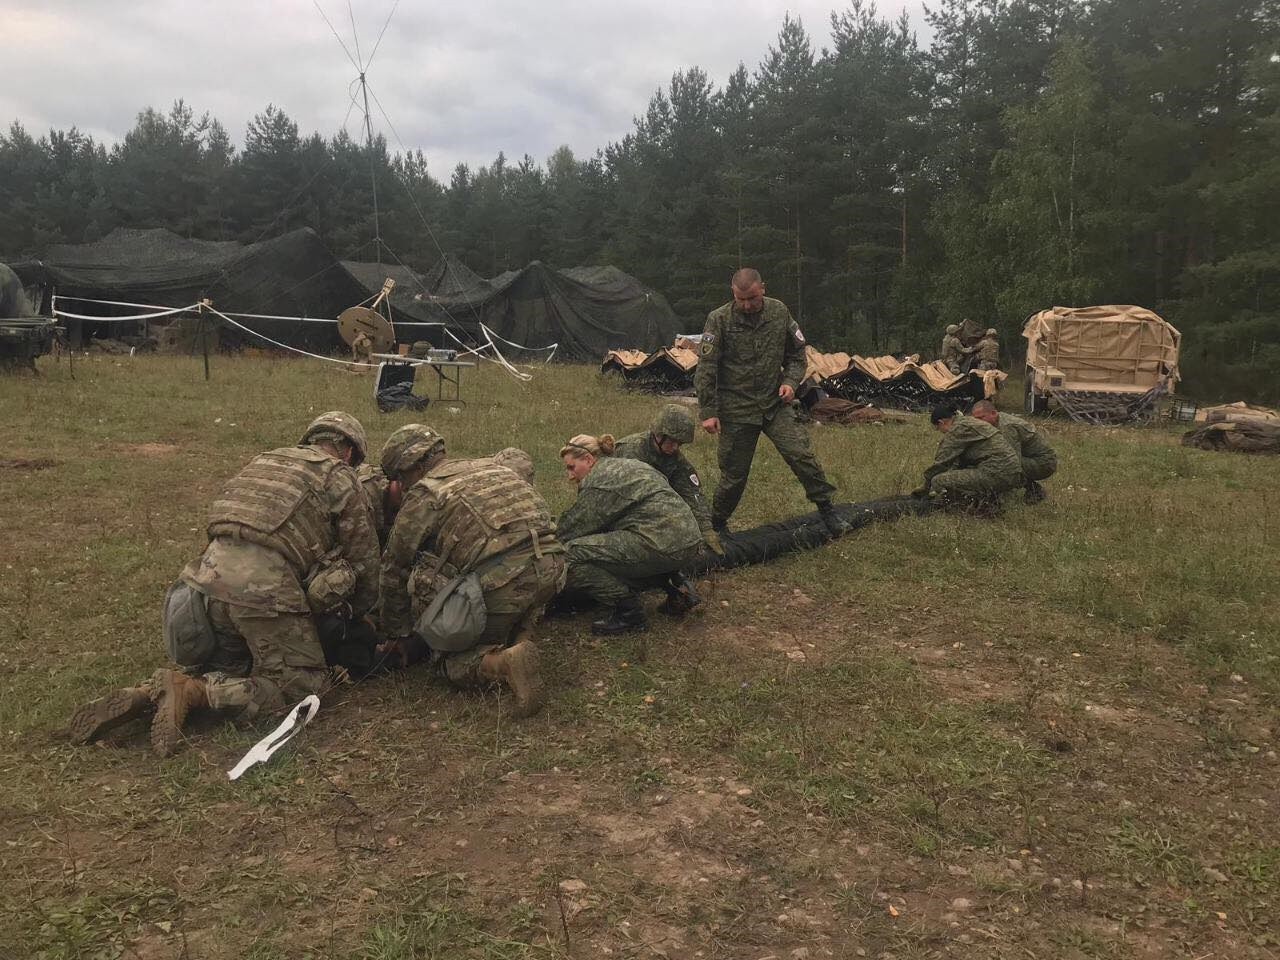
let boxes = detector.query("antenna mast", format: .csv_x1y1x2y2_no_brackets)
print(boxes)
359,70,382,267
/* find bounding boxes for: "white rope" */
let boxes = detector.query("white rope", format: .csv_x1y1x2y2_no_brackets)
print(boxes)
204,305,376,368
52,295,203,323
479,322,558,363
53,294,446,327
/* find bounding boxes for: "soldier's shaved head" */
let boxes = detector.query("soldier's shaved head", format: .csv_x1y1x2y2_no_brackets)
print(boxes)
971,400,1000,426
731,267,762,290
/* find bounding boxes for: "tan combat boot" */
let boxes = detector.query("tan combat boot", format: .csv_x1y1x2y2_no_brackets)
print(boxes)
149,669,209,757
479,641,544,718
68,686,154,745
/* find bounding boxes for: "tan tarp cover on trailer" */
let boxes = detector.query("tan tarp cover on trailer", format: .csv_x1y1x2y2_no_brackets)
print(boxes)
1194,401,1279,424
1023,305,1180,391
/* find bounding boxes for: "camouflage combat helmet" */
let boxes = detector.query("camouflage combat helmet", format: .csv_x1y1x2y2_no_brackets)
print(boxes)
985,328,998,337
380,423,445,479
301,411,368,466
651,403,695,445
493,447,535,483
945,324,959,335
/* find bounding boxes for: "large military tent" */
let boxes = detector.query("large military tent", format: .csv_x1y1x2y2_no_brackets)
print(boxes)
409,260,683,361
10,228,441,350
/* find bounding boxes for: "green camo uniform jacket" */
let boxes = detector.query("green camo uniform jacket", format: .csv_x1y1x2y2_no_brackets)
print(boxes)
612,432,712,534
695,297,807,426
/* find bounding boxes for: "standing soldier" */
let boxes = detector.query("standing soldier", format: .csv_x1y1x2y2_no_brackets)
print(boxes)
912,404,1023,508
970,400,1058,503
68,412,381,755
976,329,1001,370
695,268,848,536
377,426,565,716
940,324,965,374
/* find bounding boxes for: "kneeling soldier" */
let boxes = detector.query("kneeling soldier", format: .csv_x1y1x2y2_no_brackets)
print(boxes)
377,426,565,716
69,412,380,755
970,400,1058,503
913,403,1023,509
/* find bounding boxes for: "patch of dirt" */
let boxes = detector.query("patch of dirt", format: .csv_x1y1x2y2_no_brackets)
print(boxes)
118,442,181,457
0,457,58,470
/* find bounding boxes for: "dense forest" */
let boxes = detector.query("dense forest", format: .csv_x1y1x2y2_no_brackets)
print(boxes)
2,0,1277,398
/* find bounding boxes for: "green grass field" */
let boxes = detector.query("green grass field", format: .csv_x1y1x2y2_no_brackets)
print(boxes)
1,354,1278,959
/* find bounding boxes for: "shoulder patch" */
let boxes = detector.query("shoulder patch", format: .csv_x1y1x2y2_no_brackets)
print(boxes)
700,337,716,357
689,472,700,487
793,326,806,344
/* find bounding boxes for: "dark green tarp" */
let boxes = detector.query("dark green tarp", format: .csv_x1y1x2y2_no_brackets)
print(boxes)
408,259,683,362
10,228,437,350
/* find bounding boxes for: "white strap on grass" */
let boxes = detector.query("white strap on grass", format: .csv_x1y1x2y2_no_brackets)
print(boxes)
227,695,320,780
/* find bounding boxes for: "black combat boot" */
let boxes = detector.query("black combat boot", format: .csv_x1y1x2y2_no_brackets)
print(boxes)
591,594,648,635
1024,480,1047,504
657,573,702,617
818,502,852,536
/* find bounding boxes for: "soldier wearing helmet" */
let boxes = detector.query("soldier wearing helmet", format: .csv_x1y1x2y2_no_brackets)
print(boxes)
940,324,965,375
68,412,380,756
976,328,1001,371
613,403,716,613
377,426,565,716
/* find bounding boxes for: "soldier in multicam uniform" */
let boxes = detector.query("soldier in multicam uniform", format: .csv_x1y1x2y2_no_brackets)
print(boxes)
912,403,1023,508
68,412,381,755
970,400,1058,503
695,268,848,537
940,324,965,374
975,329,1001,371
376,426,565,716
558,434,704,635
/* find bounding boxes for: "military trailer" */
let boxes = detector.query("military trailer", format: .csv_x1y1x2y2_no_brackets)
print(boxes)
0,262,58,372
1022,305,1180,423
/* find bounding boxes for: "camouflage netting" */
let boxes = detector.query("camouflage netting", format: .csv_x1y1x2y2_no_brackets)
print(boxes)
10,228,440,351
1182,420,1280,454
692,497,936,573
410,260,683,362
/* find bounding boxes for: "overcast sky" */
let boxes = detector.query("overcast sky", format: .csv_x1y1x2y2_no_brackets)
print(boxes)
3,1,927,176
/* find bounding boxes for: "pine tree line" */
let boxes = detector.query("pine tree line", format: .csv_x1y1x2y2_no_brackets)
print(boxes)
2,0,1277,398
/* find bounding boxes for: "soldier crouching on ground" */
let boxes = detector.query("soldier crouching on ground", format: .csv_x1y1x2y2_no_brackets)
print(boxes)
375,426,565,716
613,403,721,614
912,403,1023,511
557,434,703,635
970,399,1058,503
69,412,381,755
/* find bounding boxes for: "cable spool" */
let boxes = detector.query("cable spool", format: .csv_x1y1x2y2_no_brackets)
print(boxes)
337,305,395,353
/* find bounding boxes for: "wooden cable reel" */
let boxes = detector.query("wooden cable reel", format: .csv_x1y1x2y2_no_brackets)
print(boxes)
338,278,397,353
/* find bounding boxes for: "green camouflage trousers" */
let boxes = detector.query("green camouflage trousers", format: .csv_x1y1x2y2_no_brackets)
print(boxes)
931,467,1022,502
194,599,329,718
563,530,696,606
434,553,566,688
1020,453,1058,482
713,405,836,525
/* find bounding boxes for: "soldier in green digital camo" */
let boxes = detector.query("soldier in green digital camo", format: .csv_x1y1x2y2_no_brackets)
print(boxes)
912,403,1023,508
970,400,1058,503
558,434,703,635
940,324,965,374
695,268,848,536
613,403,718,614
68,412,381,756
377,426,565,716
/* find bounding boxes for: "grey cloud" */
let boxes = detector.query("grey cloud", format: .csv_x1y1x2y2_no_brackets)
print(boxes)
2,0,925,174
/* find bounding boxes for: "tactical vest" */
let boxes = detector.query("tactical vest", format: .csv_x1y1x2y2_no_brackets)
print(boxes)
207,446,341,576
419,459,557,572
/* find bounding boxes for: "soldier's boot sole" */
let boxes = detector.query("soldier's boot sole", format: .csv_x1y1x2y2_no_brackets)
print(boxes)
503,642,544,718
68,689,153,745
150,669,207,758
